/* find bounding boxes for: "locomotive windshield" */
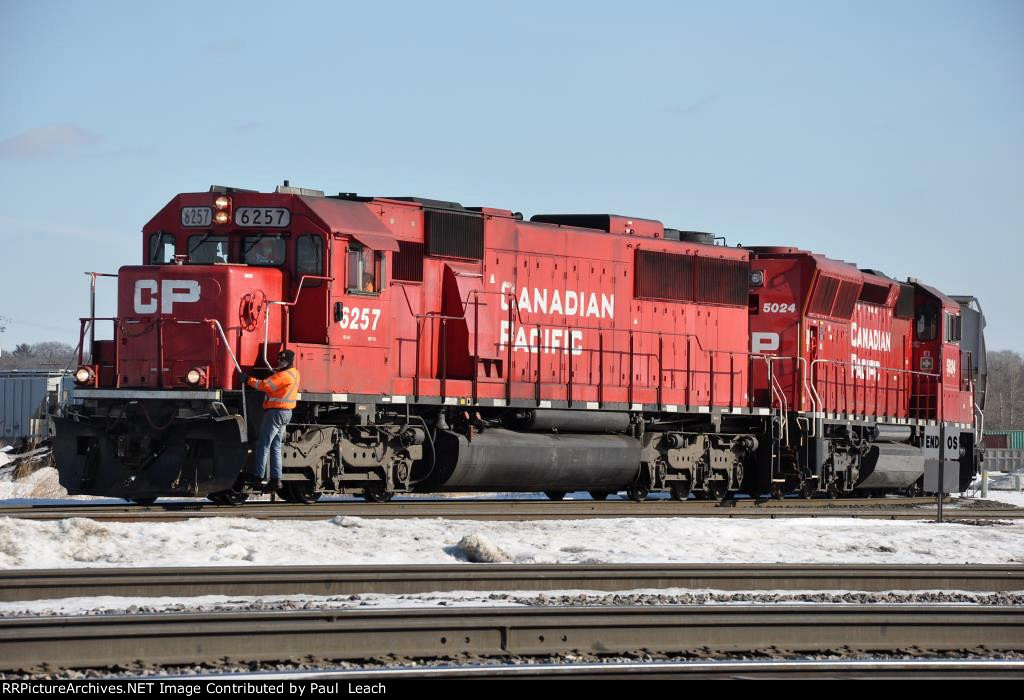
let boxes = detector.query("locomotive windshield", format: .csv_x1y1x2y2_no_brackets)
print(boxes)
243,234,287,266
148,232,175,264
187,234,229,264
916,304,938,341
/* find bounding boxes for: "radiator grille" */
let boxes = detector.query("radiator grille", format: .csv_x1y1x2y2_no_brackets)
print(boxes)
858,281,890,306
425,210,483,260
635,251,748,307
635,250,694,302
808,275,840,316
694,257,750,306
896,284,915,319
832,280,860,319
393,241,424,282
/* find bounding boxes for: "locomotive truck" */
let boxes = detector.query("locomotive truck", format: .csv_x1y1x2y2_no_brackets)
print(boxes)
53,184,987,504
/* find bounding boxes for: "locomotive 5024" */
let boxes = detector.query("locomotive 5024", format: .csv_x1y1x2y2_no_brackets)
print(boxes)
54,184,987,504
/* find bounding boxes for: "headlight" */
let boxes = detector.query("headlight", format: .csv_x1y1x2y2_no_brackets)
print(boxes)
214,210,230,224
185,368,204,385
214,195,231,210
74,366,95,385
750,270,765,287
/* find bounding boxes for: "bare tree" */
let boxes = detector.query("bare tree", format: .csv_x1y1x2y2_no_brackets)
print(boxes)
0,341,76,371
986,350,1024,430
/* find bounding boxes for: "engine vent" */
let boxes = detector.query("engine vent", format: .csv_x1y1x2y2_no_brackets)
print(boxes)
425,210,484,260
832,280,860,319
858,281,891,306
394,241,425,282
635,252,749,307
808,275,840,316
896,284,915,319
635,250,694,302
694,257,749,306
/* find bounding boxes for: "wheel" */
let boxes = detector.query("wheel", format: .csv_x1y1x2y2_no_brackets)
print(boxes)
670,483,691,501
588,491,610,501
544,491,567,501
904,481,922,498
707,480,727,501
626,485,649,502
363,485,394,503
799,480,815,499
826,481,840,499
128,497,157,506
280,482,322,504
770,483,785,501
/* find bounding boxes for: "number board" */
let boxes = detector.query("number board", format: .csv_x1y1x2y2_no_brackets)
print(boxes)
235,207,291,227
181,207,213,227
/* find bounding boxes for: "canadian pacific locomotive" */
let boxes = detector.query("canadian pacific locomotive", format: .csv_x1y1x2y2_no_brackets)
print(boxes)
54,184,987,504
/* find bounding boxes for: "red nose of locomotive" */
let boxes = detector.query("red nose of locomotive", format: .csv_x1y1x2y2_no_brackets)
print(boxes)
108,265,283,390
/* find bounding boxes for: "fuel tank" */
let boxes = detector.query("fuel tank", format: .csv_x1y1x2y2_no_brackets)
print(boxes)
421,428,641,492
856,442,925,489
504,409,631,433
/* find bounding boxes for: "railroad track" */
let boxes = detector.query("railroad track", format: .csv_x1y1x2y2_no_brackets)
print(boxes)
3,564,1022,602
5,605,1023,672
2,497,1020,521
202,659,1024,679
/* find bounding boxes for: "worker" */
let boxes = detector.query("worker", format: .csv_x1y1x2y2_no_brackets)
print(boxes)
363,272,376,293
248,237,280,265
233,349,300,494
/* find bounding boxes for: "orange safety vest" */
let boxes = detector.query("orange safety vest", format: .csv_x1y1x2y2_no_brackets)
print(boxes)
247,367,300,410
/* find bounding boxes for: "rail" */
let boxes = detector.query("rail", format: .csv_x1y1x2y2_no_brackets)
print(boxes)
3,563,1020,601
3,605,1021,671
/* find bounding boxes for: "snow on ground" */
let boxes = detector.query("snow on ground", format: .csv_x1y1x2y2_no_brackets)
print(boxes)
972,491,1024,508
0,467,72,500
2,513,1023,569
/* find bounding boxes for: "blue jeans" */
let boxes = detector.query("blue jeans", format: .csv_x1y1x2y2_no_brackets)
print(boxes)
248,409,292,481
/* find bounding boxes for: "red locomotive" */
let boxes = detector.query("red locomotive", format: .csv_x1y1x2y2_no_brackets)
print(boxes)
54,184,987,503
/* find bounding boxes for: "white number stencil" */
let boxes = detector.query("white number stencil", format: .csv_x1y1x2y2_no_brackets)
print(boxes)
338,306,381,331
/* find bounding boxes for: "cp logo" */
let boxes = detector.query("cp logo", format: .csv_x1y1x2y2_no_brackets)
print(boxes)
133,279,201,314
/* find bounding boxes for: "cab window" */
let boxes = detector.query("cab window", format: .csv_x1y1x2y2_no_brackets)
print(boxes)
915,305,938,341
347,245,386,294
296,234,324,287
945,313,961,342
242,235,287,266
148,233,175,264
187,235,229,264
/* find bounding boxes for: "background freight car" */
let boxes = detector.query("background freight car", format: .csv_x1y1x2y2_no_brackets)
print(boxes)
0,370,74,450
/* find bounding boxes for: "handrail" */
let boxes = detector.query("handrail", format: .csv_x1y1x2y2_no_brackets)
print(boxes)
810,358,944,422
261,275,334,369
84,272,118,355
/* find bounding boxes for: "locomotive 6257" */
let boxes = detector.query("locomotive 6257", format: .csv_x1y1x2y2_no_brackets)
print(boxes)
54,184,988,504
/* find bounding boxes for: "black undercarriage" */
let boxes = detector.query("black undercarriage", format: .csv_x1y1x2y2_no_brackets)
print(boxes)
54,394,979,504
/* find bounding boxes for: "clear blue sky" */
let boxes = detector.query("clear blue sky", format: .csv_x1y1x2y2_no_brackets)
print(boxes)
1,0,1021,351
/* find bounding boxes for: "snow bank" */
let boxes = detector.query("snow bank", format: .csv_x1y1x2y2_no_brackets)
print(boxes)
1,514,1022,569
0,467,68,500
454,533,513,563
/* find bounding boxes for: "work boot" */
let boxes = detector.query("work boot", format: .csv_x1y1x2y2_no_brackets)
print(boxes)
233,472,262,491
263,479,283,493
